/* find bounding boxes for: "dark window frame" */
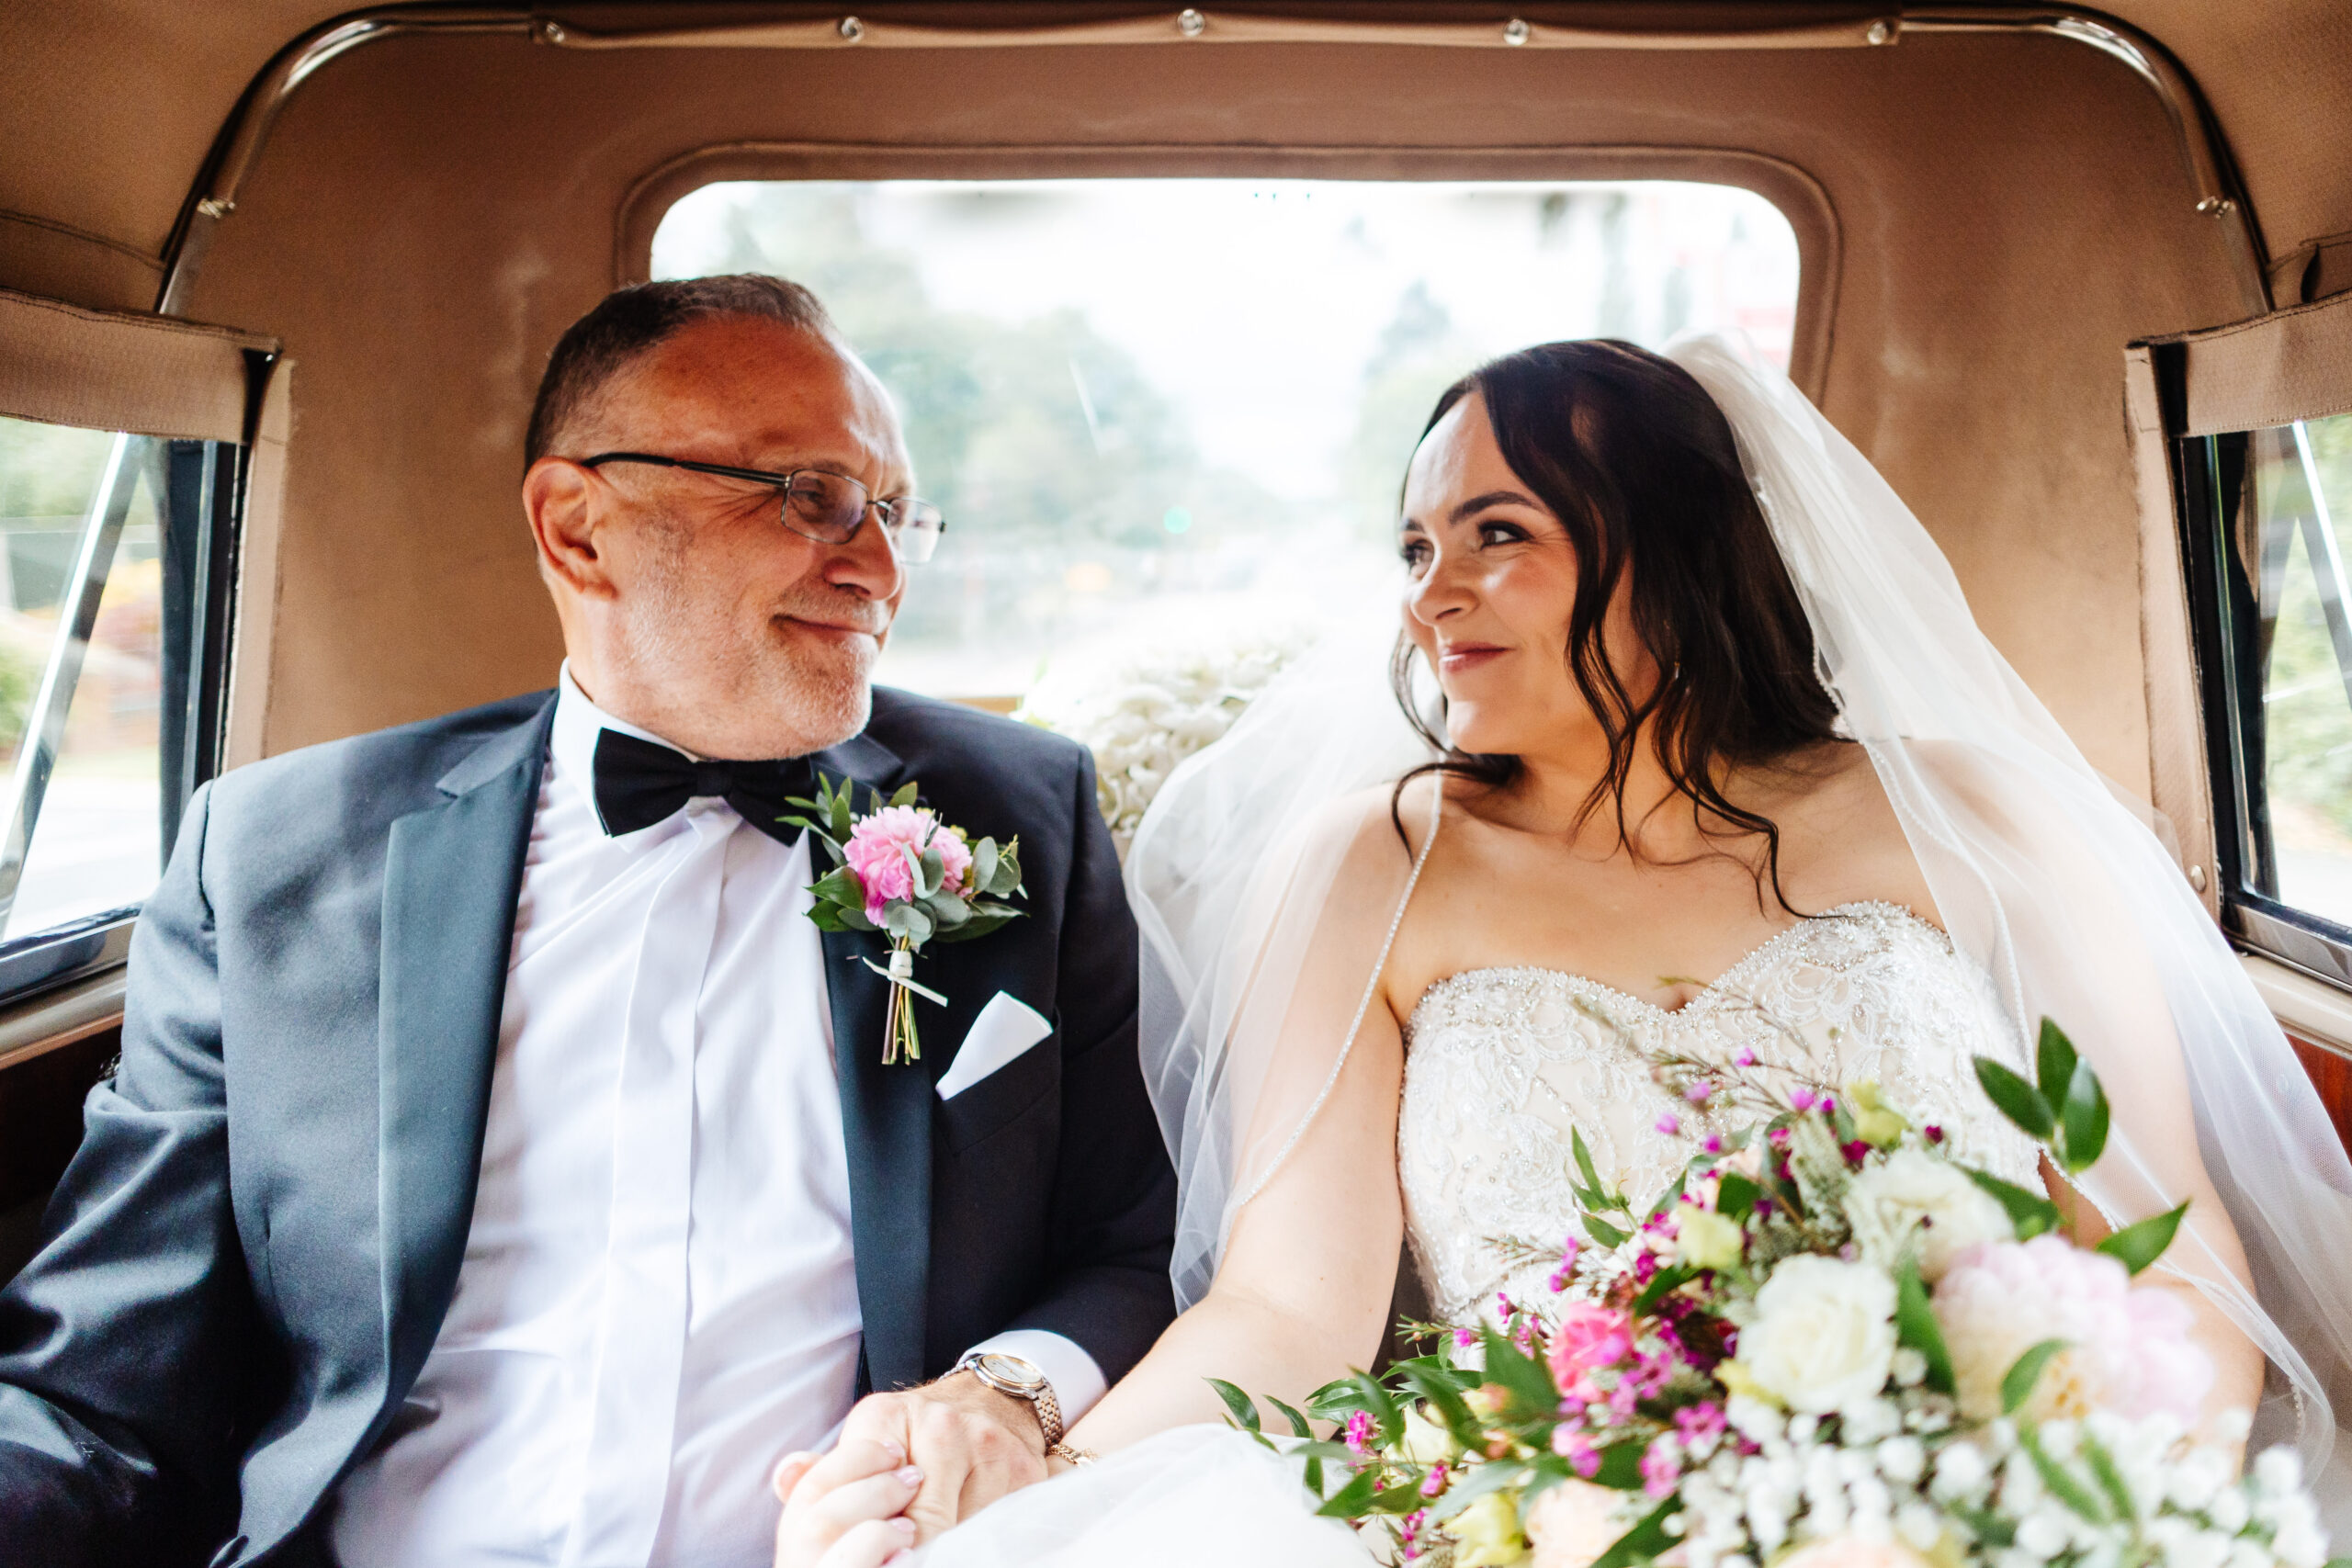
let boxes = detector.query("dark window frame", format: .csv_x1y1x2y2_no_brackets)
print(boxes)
0,416,253,1011
2171,348,2352,992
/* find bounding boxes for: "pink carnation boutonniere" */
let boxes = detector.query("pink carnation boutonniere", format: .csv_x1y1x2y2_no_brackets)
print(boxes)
786,773,1026,1066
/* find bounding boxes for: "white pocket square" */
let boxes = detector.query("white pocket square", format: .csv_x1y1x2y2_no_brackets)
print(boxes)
935,992,1054,1100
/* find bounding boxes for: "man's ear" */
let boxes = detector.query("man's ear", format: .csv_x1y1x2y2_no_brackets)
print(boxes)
524,457,616,599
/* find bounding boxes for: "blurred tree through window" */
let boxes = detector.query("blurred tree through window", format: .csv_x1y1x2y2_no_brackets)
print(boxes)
654,179,1801,696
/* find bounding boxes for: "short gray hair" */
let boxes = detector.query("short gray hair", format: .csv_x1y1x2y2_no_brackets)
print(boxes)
525,275,838,468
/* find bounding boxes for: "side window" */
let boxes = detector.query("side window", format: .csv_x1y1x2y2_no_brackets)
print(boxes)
0,417,238,999
2187,411,2352,968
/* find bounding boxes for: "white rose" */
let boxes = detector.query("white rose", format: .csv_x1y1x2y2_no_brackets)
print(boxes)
1736,1257,1899,1415
1844,1148,2014,1281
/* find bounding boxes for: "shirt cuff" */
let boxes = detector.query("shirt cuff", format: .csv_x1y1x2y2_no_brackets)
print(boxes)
962,1329,1109,1430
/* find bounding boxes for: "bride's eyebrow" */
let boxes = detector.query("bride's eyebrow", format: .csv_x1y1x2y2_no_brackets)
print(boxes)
1449,489,1541,522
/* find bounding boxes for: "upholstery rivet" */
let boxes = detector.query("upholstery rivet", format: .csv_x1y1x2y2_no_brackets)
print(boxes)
1865,19,1894,45
538,19,568,43
839,16,865,41
1176,8,1206,38
2188,863,2209,891
196,197,235,220
2197,196,2237,217
1502,18,1531,45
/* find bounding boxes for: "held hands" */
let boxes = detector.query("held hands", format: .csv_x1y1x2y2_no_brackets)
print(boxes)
772,1372,1050,1565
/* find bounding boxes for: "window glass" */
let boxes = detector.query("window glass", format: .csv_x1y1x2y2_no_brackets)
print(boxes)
652,179,1803,697
2240,413,2352,926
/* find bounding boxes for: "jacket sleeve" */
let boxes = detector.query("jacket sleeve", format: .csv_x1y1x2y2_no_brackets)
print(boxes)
0,782,260,1566
1002,750,1180,1382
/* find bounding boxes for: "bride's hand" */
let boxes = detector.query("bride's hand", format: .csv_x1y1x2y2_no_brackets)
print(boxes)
771,1437,924,1568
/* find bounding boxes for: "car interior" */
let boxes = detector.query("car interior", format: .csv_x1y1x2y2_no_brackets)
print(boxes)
1,0,2349,1325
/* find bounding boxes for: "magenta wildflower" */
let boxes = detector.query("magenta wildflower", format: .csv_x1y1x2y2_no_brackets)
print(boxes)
1924,1123,1947,1144
1841,1139,1871,1164
1420,1463,1449,1498
1674,1402,1727,1447
1820,1096,1837,1115
1790,1087,1818,1112
1655,1112,1681,1136
1553,1427,1601,1479
1702,1134,1724,1155
1634,1251,1658,1284
1735,1047,1758,1067
1640,1436,1682,1498
1343,1410,1374,1456
1454,1326,1477,1349
1684,1079,1713,1104
1768,1126,1792,1149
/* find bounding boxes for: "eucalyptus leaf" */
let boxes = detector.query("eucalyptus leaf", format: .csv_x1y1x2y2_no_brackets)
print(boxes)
2019,1425,2109,1523
2036,1018,2080,1105
1313,1467,1382,1519
1268,1396,1316,1439
1583,1213,1630,1248
889,781,920,808
1589,1497,1679,1568
916,846,944,898
973,839,1000,894
1894,1259,1956,1394
1479,1325,1559,1416
1967,1168,2063,1239
1974,1055,2055,1141
925,891,971,927
1589,1438,1647,1491
1207,1378,1262,1433
2095,1202,2188,1274
2001,1338,2071,1416
1716,1170,1763,1219
2058,1058,2110,1173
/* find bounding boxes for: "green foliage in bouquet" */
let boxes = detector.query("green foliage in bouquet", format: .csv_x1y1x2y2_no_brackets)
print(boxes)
784,773,1026,945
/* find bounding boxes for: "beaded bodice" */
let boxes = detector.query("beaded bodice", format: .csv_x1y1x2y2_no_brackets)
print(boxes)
1396,902,2043,1328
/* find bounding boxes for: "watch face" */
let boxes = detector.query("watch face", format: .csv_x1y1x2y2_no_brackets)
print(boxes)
978,1353,1045,1393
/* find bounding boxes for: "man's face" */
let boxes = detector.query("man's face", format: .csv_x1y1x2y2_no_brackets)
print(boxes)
532,315,914,759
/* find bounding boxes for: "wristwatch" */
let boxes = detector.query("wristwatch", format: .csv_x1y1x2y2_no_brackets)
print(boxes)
955,1349,1065,1448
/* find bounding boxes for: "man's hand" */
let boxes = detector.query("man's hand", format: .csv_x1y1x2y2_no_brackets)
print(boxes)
772,1436,923,1568
832,1371,1050,1542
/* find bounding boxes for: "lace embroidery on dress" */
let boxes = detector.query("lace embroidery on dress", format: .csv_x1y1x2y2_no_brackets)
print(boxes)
1396,902,2045,1329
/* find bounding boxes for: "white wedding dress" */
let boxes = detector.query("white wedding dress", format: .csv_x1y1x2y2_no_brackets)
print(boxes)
919,901,2044,1565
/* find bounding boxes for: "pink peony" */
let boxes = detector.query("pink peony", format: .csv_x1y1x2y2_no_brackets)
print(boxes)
1546,1302,1634,1401
1525,1478,1627,1568
1930,1234,2213,1424
842,806,973,925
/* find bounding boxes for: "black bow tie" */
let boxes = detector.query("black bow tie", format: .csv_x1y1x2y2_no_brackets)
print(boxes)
590,728,817,844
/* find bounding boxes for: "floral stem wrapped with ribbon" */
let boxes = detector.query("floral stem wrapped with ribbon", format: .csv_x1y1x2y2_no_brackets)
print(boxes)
786,773,1025,1066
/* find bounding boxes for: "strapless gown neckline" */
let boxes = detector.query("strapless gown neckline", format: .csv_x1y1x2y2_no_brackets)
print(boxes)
1411,898,1940,1028
1396,900,2041,1329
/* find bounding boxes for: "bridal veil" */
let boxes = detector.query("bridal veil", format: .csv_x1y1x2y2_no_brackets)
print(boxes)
1125,333,2352,1481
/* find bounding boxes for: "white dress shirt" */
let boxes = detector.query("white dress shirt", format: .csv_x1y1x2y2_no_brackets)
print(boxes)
332,669,1102,1567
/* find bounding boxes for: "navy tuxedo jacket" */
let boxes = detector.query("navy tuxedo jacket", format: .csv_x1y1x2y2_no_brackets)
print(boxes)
0,687,1178,1567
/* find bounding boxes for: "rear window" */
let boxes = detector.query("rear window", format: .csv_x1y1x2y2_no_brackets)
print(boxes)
652,177,1803,698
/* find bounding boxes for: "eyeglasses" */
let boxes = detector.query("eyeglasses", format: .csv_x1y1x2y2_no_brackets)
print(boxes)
577,451,945,563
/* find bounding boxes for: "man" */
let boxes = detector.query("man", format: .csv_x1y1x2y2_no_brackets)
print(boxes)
0,275,1176,1566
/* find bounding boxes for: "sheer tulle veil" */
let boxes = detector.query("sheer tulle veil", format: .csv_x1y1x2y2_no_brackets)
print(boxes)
1125,332,2352,1483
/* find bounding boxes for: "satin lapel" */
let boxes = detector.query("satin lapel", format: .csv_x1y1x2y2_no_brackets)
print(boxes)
810,732,936,1393
376,699,552,1410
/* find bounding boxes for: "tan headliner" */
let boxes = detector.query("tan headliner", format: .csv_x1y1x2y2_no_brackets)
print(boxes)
3,2,2347,318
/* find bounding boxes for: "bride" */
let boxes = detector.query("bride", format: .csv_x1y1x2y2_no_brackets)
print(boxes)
778,335,2352,1565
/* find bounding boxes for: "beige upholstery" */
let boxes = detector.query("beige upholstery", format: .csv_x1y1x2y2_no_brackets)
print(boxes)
2,4,2349,828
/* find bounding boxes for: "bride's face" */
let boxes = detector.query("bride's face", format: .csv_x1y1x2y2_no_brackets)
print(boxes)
1399,393,1655,761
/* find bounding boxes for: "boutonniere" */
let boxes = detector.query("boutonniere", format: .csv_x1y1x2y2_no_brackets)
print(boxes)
786,774,1027,1066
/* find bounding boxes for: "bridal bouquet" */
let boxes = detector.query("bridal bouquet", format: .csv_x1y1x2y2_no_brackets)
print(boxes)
1215,1021,2338,1568
786,773,1025,1065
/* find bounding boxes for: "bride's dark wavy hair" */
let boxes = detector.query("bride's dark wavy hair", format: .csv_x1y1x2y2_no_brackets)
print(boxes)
1391,339,1841,909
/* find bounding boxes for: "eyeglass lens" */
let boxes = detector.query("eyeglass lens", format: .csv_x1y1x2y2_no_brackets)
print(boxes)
783,472,941,561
